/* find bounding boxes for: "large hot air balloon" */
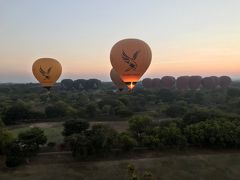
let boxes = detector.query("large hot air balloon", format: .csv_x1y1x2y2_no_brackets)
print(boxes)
152,78,161,89
161,76,175,89
201,77,215,90
176,76,190,90
110,68,126,91
32,58,62,90
110,39,152,90
142,78,152,89
189,76,202,90
219,76,232,89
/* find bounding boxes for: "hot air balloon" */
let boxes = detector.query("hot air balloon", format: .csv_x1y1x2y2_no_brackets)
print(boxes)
110,68,126,91
189,76,202,90
73,79,87,90
176,76,190,90
210,76,219,89
201,77,215,90
32,58,62,90
219,76,232,89
152,78,161,89
161,76,175,89
142,78,152,89
110,39,152,90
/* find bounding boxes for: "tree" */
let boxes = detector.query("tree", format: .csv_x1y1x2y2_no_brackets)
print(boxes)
182,108,223,125
164,103,187,118
0,128,13,154
67,133,90,159
88,124,118,155
18,127,47,157
184,118,240,148
62,119,89,137
118,133,137,151
115,106,133,117
77,93,89,106
67,124,118,158
158,89,177,102
156,123,187,148
45,101,73,118
5,141,24,167
86,103,98,118
0,118,4,127
2,102,30,125
128,116,153,142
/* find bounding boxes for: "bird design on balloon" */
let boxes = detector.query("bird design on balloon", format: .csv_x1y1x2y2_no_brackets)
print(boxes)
39,66,52,80
121,50,140,72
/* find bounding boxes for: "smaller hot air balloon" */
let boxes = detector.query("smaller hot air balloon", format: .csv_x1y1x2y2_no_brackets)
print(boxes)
152,78,161,89
219,76,232,89
189,76,202,90
161,76,175,89
142,78,152,89
176,76,190,90
110,68,126,91
32,58,62,90
201,77,215,90
210,76,219,89
110,38,152,90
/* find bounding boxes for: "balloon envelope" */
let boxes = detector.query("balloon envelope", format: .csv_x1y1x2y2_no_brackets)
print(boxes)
201,77,215,89
189,76,202,90
142,78,152,89
210,76,219,89
161,76,175,89
152,78,161,89
176,76,190,90
110,68,126,91
110,39,152,90
32,58,62,89
219,76,232,89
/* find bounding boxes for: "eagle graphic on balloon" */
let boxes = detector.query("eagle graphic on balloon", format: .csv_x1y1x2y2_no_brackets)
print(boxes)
39,66,52,80
121,50,140,72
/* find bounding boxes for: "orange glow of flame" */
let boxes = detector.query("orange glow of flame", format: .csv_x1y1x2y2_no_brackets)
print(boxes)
128,82,135,90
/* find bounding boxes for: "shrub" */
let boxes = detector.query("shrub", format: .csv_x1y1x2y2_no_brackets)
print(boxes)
128,116,153,142
165,103,187,118
118,133,137,151
18,127,47,157
156,123,187,148
62,119,89,137
142,135,161,149
184,118,240,148
183,108,223,125
2,102,30,125
5,141,24,167
0,128,14,154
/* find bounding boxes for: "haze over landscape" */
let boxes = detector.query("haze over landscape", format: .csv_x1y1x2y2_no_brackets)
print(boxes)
1,0,240,83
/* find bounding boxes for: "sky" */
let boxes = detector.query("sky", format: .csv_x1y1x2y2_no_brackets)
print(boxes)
0,0,240,83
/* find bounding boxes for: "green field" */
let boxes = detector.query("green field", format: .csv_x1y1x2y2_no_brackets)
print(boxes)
1,151,240,180
4,122,240,180
8,121,129,144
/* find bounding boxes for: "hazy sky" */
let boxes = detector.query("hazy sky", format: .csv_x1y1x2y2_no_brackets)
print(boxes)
1,0,240,83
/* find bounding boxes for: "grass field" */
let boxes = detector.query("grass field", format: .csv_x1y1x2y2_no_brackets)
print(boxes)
8,121,129,144
4,121,240,180
1,151,240,180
